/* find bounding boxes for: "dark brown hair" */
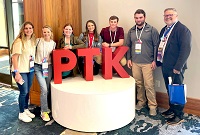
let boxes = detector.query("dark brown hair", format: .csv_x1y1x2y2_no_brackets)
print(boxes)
134,9,146,17
83,20,99,42
109,15,119,22
63,23,74,35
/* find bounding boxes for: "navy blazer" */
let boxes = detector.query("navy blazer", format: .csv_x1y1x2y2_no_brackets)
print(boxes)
158,21,192,71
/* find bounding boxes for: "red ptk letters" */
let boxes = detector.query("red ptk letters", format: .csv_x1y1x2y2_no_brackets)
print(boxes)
53,46,129,84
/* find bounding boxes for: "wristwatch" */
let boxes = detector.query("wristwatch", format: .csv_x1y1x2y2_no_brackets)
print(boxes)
109,44,111,47
14,69,18,73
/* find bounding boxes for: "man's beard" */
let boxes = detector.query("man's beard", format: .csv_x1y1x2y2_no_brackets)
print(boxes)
136,21,145,26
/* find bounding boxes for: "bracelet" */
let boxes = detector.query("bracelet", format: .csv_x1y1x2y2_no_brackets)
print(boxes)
14,69,18,73
109,44,111,47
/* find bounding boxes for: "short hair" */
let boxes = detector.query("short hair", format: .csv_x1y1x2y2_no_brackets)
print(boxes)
109,15,119,22
134,9,146,17
164,8,178,14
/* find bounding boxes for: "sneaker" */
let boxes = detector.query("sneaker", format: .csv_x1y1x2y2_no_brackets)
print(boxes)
149,108,157,116
47,109,51,114
167,116,184,125
41,112,50,121
161,109,174,118
19,112,32,123
24,109,35,118
135,104,144,111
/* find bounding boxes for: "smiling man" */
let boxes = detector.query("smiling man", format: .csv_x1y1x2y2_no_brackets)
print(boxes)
100,15,124,52
158,8,192,125
100,16,127,66
126,9,160,116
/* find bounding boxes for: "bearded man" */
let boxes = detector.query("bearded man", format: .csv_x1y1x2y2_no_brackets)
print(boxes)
126,9,160,116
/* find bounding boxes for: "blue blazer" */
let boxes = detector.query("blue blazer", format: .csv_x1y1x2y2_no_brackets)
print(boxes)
158,21,192,71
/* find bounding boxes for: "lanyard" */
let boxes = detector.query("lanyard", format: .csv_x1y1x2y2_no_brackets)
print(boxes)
109,30,116,43
43,41,50,61
136,23,145,41
88,34,94,48
161,22,176,40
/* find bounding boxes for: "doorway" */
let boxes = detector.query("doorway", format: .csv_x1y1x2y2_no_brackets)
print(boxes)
0,0,24,87
0,0,11,86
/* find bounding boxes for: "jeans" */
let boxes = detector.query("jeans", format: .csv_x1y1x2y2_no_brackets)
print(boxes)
34,64,53,112
12,72,34,113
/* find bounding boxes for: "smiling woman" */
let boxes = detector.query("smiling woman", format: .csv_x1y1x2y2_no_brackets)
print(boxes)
34,25,56,122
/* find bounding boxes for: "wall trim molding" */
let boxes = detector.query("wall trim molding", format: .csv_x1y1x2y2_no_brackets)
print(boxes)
156,92,200,116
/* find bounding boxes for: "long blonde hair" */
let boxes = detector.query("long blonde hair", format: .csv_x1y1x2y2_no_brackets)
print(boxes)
11,21,36,53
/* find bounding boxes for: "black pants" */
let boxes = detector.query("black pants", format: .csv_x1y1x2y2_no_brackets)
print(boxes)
78,57,100,77
162,67,185,119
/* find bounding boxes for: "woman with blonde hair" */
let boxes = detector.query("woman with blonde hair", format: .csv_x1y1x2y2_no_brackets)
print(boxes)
34,25,56,121
11,21,36,123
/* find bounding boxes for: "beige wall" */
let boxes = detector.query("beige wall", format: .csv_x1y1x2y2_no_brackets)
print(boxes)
81,0,200,99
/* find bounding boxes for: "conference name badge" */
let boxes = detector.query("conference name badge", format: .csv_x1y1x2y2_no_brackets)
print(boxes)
135,41,142,54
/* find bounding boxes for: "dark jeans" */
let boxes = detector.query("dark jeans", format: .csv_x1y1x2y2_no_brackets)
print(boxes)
12,72,34,113
162,67,185,119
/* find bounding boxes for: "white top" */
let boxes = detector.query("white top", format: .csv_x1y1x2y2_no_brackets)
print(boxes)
34,38,56,64
11,38,36,73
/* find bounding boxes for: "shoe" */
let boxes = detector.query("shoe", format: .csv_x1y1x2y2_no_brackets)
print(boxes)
24,109,35,118
167,116,184,125
19,112,32,123
47,109,51,114
135,104,144,111
41,112,50,121
149,108,157,116
161,109,174,118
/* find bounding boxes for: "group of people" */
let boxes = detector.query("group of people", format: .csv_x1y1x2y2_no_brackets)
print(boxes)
126,8,191,125
11,23,56,122
11,7,191,126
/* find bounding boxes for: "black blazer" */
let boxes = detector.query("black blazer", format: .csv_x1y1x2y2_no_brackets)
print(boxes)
158,21,192,71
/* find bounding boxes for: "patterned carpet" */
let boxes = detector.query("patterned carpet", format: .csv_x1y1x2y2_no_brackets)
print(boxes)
0,87,200,135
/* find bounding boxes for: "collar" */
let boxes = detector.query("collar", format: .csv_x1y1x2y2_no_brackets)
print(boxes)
88,33,94,36
131,23,150,30
165,20,178,28
107,26,118,32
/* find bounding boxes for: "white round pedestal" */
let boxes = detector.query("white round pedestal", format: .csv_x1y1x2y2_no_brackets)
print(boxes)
51,75,135,132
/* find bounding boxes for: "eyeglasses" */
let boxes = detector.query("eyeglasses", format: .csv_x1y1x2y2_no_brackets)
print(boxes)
163,14,175,18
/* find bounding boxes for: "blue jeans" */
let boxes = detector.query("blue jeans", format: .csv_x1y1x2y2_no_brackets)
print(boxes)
12,72,34,113
34,64,53,112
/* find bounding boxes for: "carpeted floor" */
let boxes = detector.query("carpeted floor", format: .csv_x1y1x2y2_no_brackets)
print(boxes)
0,87,200,135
